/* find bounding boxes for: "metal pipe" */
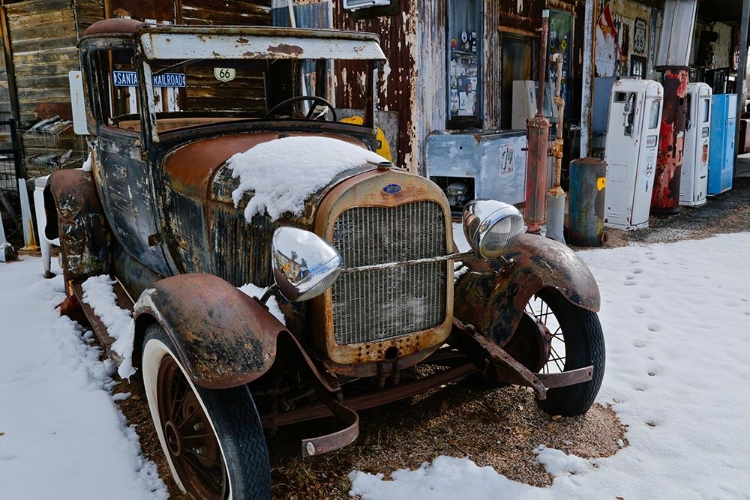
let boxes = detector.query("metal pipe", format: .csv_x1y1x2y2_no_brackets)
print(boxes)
551,53,565,190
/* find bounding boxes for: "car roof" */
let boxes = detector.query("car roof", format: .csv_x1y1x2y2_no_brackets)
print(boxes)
81,18,386,62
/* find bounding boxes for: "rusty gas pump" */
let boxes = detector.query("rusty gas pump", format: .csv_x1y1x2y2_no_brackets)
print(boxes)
524,10,551,233
650,0,698,215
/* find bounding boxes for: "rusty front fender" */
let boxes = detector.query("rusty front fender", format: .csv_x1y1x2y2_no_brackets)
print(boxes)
454,233,600,347
44,169,112,286
133,273,284,389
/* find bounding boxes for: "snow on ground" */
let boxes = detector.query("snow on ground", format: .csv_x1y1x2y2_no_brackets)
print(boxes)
0,259,167,500
1,233,749,499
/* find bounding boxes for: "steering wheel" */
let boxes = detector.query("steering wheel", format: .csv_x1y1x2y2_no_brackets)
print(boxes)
264,95,337,121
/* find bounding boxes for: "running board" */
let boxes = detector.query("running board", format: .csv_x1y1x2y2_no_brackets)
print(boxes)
71,279,134,365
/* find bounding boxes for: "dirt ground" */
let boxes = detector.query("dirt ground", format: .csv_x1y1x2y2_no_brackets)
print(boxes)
24,176,750,498
113,372,626,500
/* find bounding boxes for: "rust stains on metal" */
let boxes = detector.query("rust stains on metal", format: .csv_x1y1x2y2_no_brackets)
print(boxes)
259,363,476,427
567,157,607,247
651,68,689,214
267,43,304,55
164,132,279,199
135,273,285,389
45,169,113,286
454,233,600,347
313,168,454,365
450,319,547,399
332,4,416,170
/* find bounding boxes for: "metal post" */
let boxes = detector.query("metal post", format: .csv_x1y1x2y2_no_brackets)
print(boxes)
524,10,551,233
0,204,6,262
580,0,595,158
734,0,750,175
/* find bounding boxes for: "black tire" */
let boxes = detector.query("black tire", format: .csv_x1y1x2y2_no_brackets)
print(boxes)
525,288,605,416
141,324,271,500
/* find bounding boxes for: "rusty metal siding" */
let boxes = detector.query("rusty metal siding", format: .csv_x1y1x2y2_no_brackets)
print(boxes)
483,0,501,129
497,0,547,35
107,0,272,25
333,4,417,171
181,0,272,25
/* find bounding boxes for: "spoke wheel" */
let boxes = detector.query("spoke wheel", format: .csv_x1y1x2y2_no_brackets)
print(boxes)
523,289,605,416
142,324,271,500
157,355,227,499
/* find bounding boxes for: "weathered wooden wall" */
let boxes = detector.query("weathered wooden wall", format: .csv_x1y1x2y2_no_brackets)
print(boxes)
1,0,103,174
6,0,102,124
0,0,273,176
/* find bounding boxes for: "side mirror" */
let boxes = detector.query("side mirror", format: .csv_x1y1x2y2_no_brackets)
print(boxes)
462,200,525,258
271,227,343,302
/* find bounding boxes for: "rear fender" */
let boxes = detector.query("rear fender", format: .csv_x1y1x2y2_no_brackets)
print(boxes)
133,273,284,389
44,169,112,285
454,233,600,346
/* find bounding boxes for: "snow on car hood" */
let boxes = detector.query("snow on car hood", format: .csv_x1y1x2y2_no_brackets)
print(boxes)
228,136,387,221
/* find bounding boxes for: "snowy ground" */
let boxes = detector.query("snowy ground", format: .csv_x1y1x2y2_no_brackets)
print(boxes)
1,233,749,499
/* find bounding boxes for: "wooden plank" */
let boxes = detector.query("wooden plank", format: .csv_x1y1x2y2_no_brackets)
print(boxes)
5,0,74,16
7,9,75,29
12,48,78,66
9,24,76,44
11,35,79,54
15,61,80,78
16,74,74,88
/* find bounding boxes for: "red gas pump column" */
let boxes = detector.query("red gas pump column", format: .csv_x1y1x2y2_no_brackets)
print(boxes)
650,0,698,215
651,68,689,215
524,10,551,233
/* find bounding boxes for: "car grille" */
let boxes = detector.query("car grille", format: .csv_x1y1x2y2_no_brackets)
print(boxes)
331,201,447,345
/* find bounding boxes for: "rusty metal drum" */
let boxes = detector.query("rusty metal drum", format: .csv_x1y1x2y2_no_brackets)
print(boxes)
567,157,607,247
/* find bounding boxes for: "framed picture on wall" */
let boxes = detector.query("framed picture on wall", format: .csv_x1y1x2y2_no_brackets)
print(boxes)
630,55,647,78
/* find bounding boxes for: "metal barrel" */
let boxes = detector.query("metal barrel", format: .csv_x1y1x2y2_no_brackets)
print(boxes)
567,157,607,247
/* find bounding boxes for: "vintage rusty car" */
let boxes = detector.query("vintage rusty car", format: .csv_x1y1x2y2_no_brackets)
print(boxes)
44,19,604,500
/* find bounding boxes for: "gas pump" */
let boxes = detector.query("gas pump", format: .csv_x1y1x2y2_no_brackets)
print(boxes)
603,79,664,230
680,82,711,206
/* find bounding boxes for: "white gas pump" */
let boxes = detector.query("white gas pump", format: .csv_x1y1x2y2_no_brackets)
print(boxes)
604,79,664,230
680,82,711,207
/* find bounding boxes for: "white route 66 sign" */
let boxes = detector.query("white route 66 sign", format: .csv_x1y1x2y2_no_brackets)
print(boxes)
214,68,236,82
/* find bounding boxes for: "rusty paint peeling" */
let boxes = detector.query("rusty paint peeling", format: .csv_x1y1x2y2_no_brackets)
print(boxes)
651,68,688,214
266,43,304,55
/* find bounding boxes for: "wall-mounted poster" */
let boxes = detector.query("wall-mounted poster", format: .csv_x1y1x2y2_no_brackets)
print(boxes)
595,3,620,77
630,55,647,78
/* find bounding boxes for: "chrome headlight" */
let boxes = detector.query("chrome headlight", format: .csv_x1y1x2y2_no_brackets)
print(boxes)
462,200,525,258
271,227,343,302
